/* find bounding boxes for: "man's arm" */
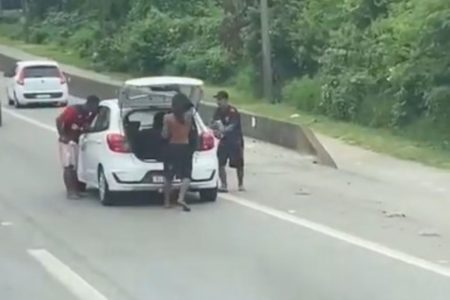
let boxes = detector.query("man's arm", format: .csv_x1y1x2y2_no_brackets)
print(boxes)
56,107,76,141
223,110,239,133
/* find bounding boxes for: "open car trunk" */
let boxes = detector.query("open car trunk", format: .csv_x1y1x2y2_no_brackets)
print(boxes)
118,77,205,161
123,109,168,161
123,108,201,162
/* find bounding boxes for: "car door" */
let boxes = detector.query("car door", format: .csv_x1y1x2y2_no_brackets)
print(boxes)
78,106,111,184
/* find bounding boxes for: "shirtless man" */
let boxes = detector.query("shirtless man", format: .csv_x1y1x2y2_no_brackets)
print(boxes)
161,93,195,212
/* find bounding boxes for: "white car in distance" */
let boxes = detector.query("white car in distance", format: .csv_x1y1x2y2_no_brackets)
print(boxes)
77,76,219,205
4,60,69,108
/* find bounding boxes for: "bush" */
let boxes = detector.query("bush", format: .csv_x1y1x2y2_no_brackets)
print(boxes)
282,77,321,112
426,86,450,126
355,93,394,128
170,44,234,83
28,25,49,44
232,65,256,93
67,25,100,58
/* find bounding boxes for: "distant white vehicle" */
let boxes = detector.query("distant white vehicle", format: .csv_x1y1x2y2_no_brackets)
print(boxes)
4,60,69,107
77,76,219,205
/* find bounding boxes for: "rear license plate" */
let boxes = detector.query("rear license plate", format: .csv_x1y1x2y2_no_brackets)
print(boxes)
152,175,181,183
36,94,50,99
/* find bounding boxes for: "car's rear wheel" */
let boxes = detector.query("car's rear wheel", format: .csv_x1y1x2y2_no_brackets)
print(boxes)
98,168,115,206
199,187,218,202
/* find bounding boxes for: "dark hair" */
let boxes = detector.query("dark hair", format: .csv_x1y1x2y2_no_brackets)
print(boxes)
172,93,190,124
214,90,229,100
86,95,100,104
153,112,165,130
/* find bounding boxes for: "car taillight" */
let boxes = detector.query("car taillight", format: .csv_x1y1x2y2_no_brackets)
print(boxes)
59,70,66,84
16,70,24,85
107,134,130,153
198,131,215,151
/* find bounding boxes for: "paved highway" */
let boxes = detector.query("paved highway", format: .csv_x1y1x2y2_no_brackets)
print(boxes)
1,86,450,299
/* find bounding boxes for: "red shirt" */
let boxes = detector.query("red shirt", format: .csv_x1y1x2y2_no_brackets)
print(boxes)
57,105,96,143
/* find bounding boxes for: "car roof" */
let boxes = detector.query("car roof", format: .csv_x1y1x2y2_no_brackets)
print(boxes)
17,60,59,67
124,76,203,87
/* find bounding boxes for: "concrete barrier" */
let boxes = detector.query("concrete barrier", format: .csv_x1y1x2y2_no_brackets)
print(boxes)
0,48,337,168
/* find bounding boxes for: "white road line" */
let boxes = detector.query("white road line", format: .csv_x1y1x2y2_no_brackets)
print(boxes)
7,107,450,279
2,107,57,133
221,193,450,278
28,249,109,300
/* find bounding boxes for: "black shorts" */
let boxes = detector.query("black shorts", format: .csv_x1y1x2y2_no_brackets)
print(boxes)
164,144,193,180
218,142,244,168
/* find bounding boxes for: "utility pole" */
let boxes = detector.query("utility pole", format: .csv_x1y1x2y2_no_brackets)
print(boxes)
260,0,273,103
21,0,30,42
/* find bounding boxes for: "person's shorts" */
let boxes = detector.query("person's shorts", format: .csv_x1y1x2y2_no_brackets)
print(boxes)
164,144,193,180
59,142,78,169
218,142,244,169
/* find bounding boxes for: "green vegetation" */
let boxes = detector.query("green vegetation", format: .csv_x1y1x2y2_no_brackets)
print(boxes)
2,0,450,168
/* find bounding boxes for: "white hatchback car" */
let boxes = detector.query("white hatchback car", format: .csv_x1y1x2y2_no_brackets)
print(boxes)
5,60,69,107
77,76,219,205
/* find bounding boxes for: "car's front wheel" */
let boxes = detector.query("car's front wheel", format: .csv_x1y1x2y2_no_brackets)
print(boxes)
199,187,218,202
14,94,23,108
98,168,115,206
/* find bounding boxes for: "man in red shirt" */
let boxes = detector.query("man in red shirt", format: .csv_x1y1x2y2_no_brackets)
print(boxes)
56,95,100,199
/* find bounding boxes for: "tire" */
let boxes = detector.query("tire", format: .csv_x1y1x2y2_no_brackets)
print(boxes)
98,167,115,206
14,94,23,108
77,181,87,193
199,187,218,202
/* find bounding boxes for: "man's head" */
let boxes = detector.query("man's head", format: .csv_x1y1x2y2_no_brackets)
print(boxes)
84,95,100,114
214,90,229,109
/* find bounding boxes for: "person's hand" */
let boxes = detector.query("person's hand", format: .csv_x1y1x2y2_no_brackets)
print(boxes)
71,123,80,131
213,130,223,139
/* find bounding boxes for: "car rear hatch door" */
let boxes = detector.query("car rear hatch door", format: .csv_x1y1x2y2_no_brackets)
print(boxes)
21,65,63,93
118,79,204,112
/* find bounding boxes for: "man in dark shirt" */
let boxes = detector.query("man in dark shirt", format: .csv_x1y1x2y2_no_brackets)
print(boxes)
212,90,245,192
56,95,100,199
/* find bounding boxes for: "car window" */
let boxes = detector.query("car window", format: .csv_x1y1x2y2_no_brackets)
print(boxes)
127,110,157,129
90,107,110,132
23,65,60,78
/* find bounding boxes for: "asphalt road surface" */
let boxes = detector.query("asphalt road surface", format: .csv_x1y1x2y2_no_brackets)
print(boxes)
1,88,450,299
